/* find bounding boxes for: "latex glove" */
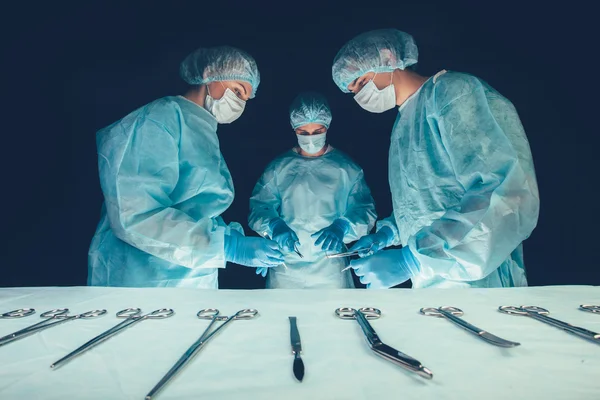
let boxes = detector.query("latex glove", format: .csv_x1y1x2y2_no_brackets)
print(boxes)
348,226,394,258
256,267,268,277
350,247,420,289
270,218,300,253
312,219,349,253
224,231,284,268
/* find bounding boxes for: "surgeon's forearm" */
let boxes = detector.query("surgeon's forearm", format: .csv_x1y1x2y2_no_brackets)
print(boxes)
340,207,377,242
248,208,281,237
109,206,227,269
375,216,401,246
408,175,539,281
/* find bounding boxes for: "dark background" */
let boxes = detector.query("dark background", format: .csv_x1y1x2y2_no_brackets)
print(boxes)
2,1,596,289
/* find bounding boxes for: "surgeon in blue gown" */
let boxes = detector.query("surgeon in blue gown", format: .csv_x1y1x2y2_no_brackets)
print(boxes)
248,92,377,288
88,46,284,288
332,29,540,289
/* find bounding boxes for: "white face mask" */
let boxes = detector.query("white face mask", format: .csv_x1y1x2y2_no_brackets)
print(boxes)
205,84,246,124
353,74,396,113
297,132,327,154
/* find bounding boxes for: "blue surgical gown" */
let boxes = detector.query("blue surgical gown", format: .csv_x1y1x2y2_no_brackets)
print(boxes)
88,96,243,288
380,70,540,288
249,147,377,288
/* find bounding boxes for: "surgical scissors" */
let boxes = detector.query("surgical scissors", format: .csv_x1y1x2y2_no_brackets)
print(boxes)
0,308,35,319
336,243,381,273
579,304,600,314
145,308,258,400
51,307,174,369
499,305,600,345
0,308,107,347
335,307,433,379
420,306,520,347
328,241,379,260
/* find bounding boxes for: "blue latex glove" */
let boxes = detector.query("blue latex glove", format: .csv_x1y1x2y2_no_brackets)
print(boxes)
256,267,268,277
224,231,284,268
350,247,420,289
270,218,300,253
312,219,349,253
348,226,394,258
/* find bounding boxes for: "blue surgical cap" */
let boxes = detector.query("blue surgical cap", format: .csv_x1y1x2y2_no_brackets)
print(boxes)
332,29,418,93
289,92,332,129
180,46,260,98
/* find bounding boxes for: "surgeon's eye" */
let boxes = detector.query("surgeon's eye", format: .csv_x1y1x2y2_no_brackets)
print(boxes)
350,79,367,93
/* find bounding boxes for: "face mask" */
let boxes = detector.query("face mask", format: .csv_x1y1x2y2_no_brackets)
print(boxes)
353,74,396,113
297,132,327,154
205,85,246,124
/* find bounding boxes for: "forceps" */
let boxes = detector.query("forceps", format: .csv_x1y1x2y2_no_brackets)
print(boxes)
0,308,107,347
499,305,600,345
0,308,35,318
580,305,600,314
51,307,174,369
293,243,304,258
335,307,433,379
145,308,258,400
420,306,520,347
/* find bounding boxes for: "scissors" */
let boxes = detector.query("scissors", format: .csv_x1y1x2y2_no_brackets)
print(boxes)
51,307,174,369
0,308,107,347
328,241,379,260
146,308,258,400
335,307,433,379
0,308,35,319
499,306,600,345
420,306,520,347
335,243,381,273
579,305,600,314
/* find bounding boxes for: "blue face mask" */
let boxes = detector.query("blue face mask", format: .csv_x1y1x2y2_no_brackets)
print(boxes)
297,132,326,154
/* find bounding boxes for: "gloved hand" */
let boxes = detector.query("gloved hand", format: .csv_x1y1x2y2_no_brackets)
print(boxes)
224,231,285,268
270,218,300,253
350,247,420,289
348,226,395,258
256,267,269,277
312,219,349,253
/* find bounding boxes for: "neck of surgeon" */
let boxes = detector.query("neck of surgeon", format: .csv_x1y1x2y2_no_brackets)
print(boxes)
183,85,208,108
394,69,429,107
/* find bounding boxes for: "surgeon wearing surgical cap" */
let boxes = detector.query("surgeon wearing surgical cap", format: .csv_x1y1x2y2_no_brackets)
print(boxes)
248,92,377,288
88,46,284,288
332,29,540,289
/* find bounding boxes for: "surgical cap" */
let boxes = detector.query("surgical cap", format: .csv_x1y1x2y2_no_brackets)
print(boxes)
289,92,332,129
332,29,418,93
180,46,260,98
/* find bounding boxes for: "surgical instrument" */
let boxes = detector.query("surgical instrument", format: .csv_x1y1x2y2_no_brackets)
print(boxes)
420,306,520,347
51,307,174,369
335,307,432,379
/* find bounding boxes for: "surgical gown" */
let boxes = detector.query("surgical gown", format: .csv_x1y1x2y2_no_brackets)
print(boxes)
249,147,377,288
88,96,242,288
380,70,539,288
